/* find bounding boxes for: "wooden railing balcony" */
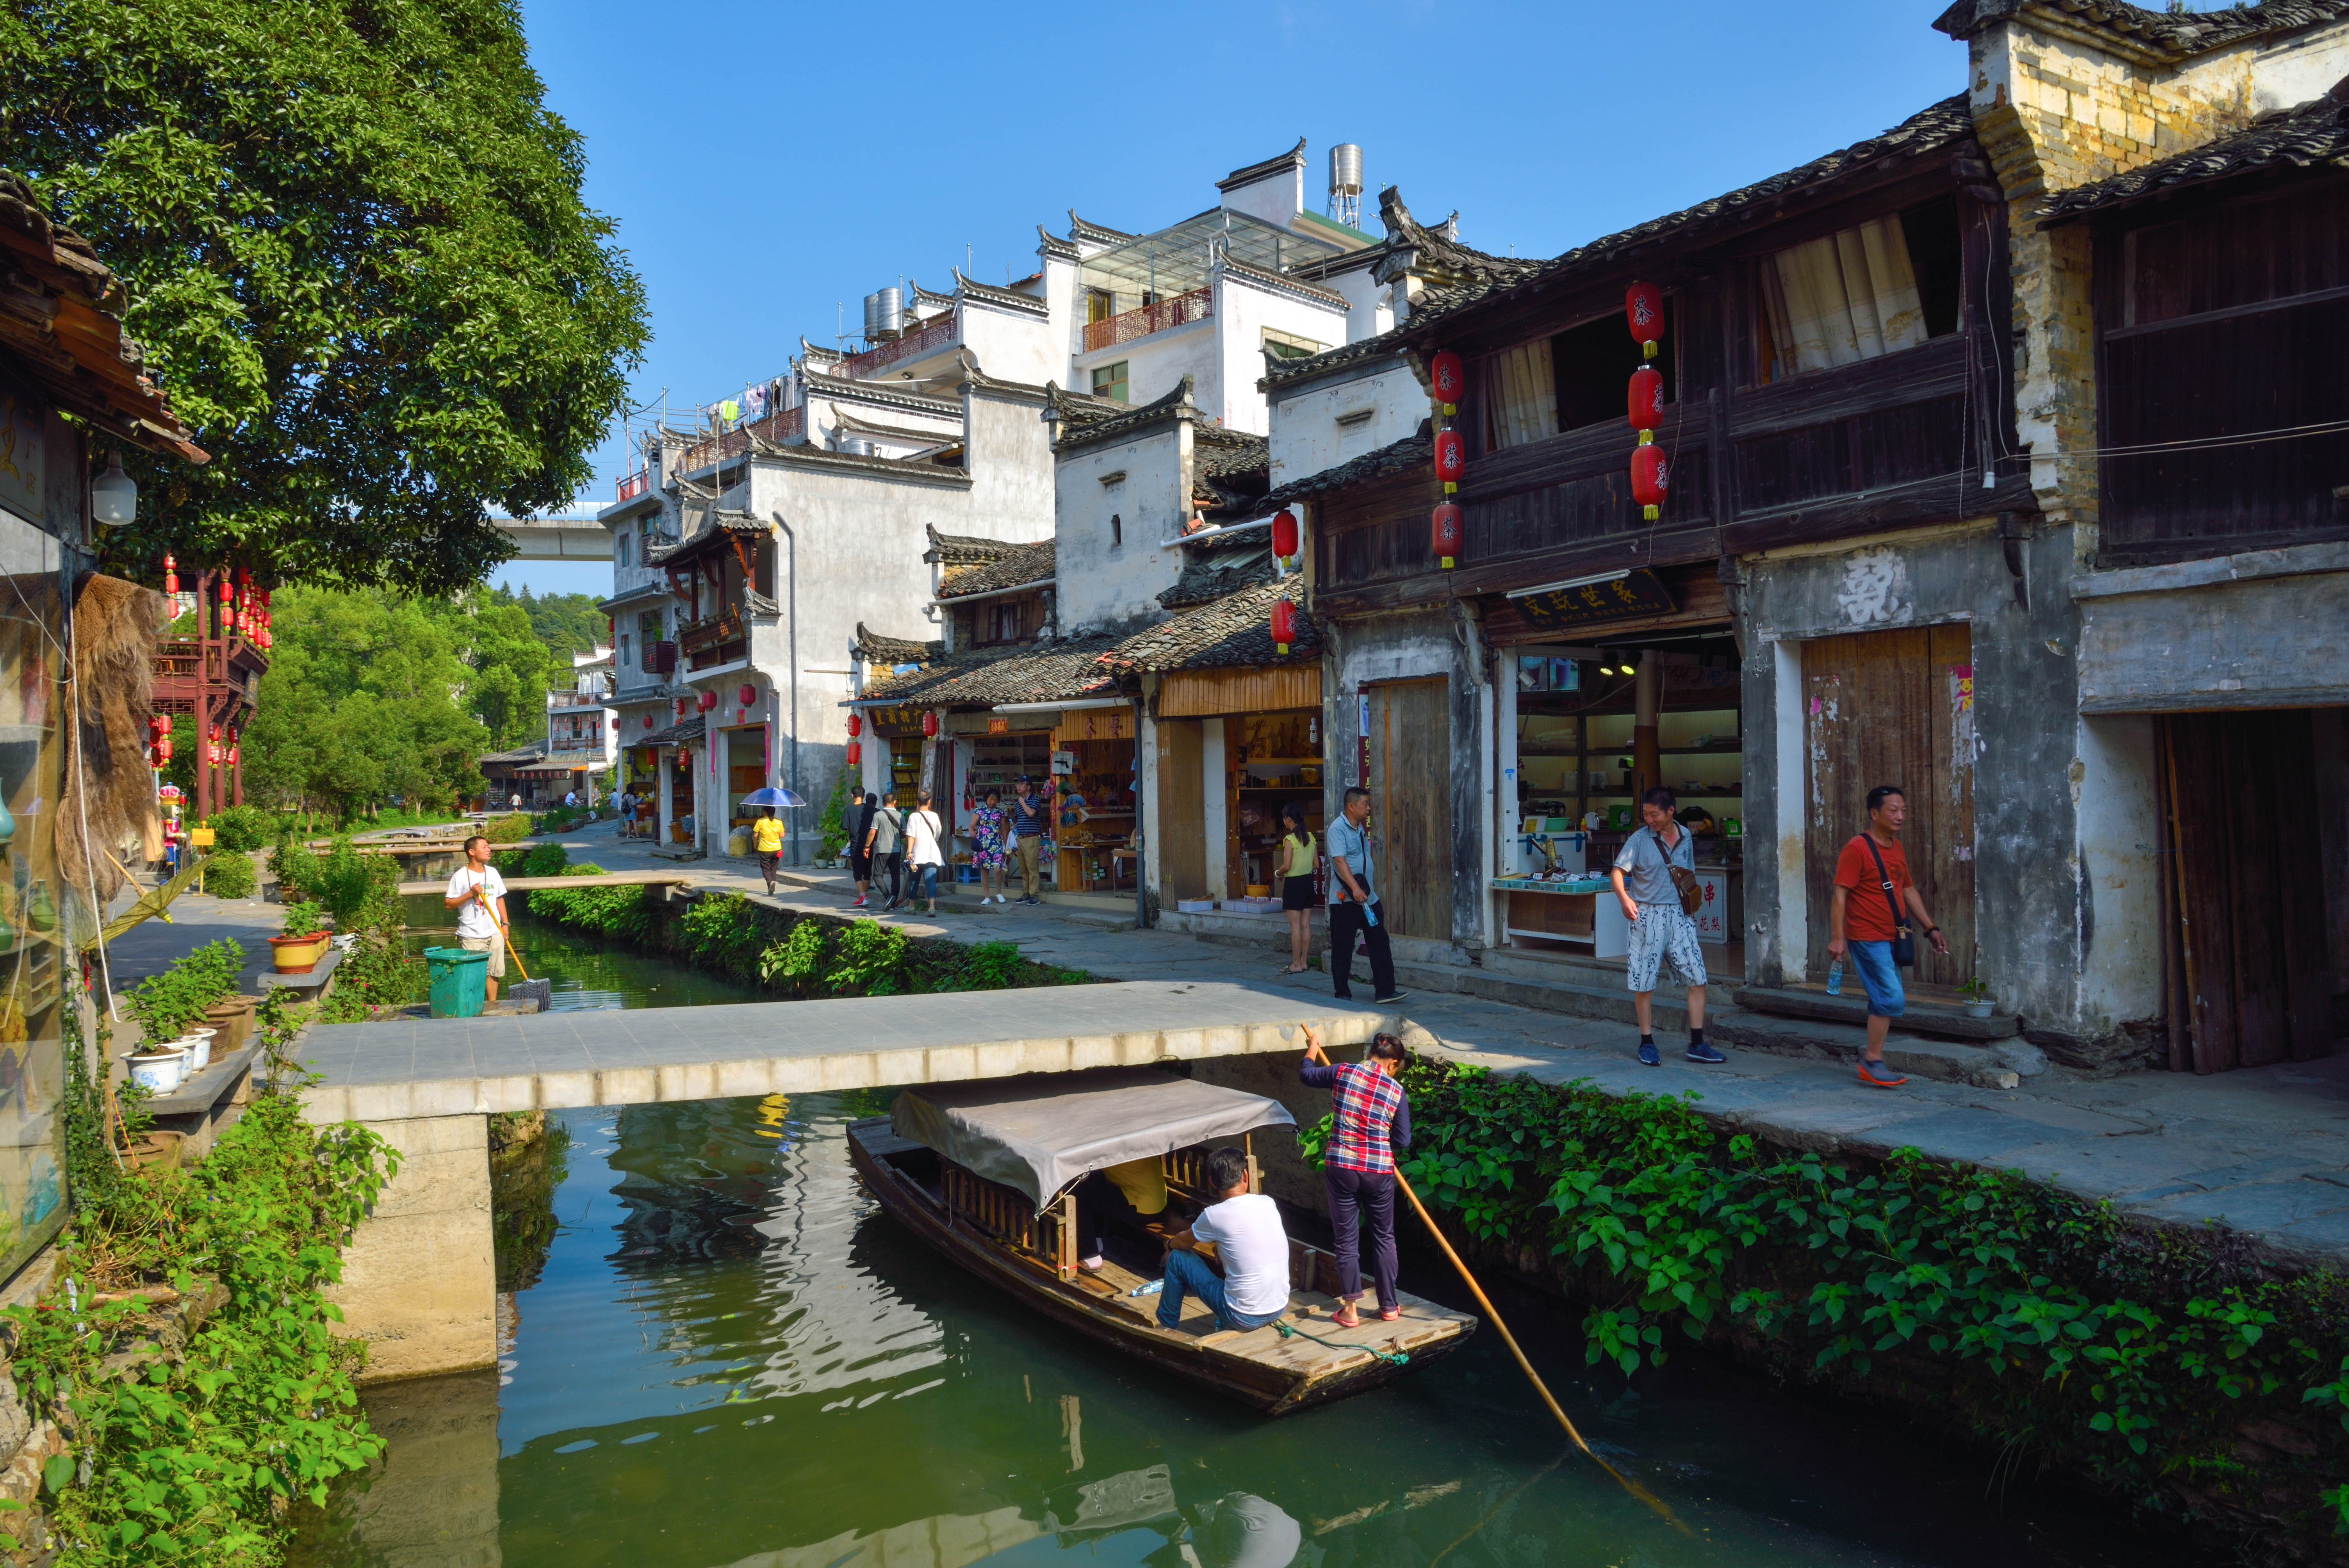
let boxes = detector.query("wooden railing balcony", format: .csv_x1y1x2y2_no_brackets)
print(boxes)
842,315,958,379
616,468,650,501
1083,287,1211,354
679,404,807,474
678,608,745,656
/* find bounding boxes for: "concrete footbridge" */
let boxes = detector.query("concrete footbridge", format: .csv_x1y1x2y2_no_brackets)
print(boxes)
300,981,1397,1381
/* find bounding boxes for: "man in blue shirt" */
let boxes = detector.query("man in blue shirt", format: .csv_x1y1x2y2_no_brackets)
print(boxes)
1007,776,1050,904
1325,787,1408,1005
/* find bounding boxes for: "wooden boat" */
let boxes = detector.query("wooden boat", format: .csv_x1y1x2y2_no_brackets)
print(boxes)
848,1066,1475,1415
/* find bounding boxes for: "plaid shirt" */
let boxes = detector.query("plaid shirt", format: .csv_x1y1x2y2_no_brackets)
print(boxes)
1302,1060,1409,1173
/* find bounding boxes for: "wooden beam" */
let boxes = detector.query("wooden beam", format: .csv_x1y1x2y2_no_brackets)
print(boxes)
1722,470,2040,555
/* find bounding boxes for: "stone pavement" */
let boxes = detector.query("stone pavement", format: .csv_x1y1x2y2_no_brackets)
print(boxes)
101,820,2349,1274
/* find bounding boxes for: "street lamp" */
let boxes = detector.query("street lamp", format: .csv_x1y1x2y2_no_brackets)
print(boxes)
91,451,137,526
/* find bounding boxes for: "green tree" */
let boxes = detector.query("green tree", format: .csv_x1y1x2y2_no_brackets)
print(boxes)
448,594,555,748
492,583,609,661
2,0,649,595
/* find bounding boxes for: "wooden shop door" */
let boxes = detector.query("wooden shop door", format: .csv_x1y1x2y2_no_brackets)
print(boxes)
2158,710,2329,1073
1801,626,1976,989
1368,679,1453,941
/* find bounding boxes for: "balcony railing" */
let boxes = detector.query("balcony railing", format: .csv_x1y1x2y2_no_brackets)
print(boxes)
841,315,958,379
1083,287,1212,354
679,404,807,474
617,469,650,502
548,690,607,709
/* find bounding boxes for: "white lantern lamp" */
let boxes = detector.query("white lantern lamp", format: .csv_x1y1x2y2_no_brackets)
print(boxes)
91,451,137,526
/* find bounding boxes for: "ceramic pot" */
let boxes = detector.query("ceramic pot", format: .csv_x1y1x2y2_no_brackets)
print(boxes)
1962,999,1994,1018
125,1048,188,1094
202,998,253,1054
178,1031,214,1072
269,932,331,973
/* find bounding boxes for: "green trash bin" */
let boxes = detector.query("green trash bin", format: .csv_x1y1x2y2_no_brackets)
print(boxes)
424,946,490,1019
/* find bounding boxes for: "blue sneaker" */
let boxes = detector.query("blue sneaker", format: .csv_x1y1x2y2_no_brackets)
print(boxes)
1637,1040,1661,1067
1685,1041,1726,1064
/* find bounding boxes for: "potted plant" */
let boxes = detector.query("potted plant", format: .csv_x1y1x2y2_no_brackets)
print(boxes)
269,901,333,973
1959,975,1996,1018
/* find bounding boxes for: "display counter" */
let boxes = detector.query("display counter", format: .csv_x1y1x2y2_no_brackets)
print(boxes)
1496,867,1741,955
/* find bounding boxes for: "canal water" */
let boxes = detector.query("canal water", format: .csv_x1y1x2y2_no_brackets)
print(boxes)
296,911,2203,1568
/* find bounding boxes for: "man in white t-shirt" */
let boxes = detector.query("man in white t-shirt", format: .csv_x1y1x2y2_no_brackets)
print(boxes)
444,835,510,1002
1156,1147,1289,1333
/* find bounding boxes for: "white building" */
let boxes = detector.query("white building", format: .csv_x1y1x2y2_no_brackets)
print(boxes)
543,645,617,802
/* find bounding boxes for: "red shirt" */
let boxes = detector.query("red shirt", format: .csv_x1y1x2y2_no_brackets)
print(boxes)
1834,834,1912,943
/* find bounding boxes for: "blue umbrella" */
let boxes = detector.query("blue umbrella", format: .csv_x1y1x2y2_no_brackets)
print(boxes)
738,787,805,808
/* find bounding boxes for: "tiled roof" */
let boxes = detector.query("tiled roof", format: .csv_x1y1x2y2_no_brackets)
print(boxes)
1281,98,1975,376
0,170,205,461
1051,376,1202,454
1107,580,1319,673
1260,426,1433,510
1037,224,1080,262
923,525,1026,566
646,511,767,567
854,624,941,665
1934,0,2348,60
939,537,1055,599
1196,426,1271,483
953,269,1049,317
2040,83,2349,222
479,745,548,766
1042,381,1147,427
1218,252,1349,311
598,581,675,614
1159,542,1275,609
641,714,705,748
858,634,1127,708
1068,211,1138,246
1218,137,1309,193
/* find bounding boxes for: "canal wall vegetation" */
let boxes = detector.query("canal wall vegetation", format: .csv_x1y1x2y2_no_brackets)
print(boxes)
513,850,1093,998
0,984,399,1563
1329,1057,2349,1562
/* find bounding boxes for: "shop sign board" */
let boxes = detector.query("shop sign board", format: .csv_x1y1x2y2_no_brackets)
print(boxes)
1513,568,1675,631
1692,870,1729,945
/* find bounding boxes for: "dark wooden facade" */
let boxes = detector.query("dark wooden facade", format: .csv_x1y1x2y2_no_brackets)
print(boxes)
1312,151,2029,614
2089,169,2349,566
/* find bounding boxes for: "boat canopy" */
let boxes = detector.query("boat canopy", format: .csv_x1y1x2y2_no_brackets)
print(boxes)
891,1067,1297,1211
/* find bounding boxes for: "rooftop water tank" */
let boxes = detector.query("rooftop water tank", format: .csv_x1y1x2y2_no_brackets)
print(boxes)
1328,144,1364,228
863,288,903,343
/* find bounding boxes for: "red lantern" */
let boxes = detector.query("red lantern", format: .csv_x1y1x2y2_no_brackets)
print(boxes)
163,554,178,596
1433,429,1465,488
678,747,690,768
228,744,239,767
1625,282,1665,359
1628,365,1665,435
845,740,863,766
1270,595,1298,656
847,713,863,738
1429,350,1467,412
921,710,939,738
642,713,654,729
674,697,688,720
219,578,235,634
1430,502,1463,570
1631,444,1671,520
698,690,717,712
1271,509,1299,564
738,683,757,707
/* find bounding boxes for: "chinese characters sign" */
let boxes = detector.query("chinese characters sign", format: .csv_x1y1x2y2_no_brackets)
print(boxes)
1513,568,1676,631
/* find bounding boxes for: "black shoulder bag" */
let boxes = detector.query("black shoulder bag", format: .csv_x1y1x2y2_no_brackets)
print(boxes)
1860,834,1916,968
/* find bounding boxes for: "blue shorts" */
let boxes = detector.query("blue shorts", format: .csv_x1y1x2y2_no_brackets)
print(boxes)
1849,939,1904,1019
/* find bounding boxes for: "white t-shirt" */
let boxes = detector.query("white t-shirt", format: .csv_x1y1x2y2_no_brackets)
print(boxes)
904,809,945,867
1189,1193,1289,1319
446,866,508,940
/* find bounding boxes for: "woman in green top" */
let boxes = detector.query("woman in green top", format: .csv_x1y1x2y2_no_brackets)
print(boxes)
1277,803,1318,975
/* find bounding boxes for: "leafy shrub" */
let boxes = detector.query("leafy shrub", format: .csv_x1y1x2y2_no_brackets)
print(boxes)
269,832,322,903
201,804,275,853
524,866,654,940
953,941,1027,991
825,919,907,996
521,841,570,878
121,938,246,1044
756,920,827,994
817,770,850,860
483,813,532,843
680,893,765,977
202,849,257,900
279,901,327,938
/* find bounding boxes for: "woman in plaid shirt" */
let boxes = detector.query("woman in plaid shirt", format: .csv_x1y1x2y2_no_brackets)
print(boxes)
1299,1025,1411,1327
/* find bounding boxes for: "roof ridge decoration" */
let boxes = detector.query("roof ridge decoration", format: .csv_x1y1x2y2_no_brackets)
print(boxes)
1217,136,1309,194
1214,251,1351,310
937,537,1056,601
1041,379,1155,429
1933,0,2349,63
797,363,965,415
925,521,1034,565
826,404,966,451
1036,224,1081,262
1374,187,1544,290
1068,210,1138,245
855,622,942,665
741,431,975,484
799,335,848,364
1050,375,1201,453
2039,79,2349,222
907,279,957,312
951,268,1050,316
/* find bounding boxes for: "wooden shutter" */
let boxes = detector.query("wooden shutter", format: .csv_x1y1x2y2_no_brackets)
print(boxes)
1369,679,1454,941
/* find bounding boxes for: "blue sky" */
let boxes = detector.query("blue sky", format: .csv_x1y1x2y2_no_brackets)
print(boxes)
495,0,1963,599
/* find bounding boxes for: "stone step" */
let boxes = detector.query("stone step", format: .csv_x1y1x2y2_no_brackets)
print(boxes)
1732,983,2021,1041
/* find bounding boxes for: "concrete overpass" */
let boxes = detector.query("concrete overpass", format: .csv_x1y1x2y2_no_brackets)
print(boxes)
494,515,609,561
301,982,1397,1381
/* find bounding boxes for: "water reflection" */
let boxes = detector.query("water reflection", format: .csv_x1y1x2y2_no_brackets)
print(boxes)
301,1091,2201,1568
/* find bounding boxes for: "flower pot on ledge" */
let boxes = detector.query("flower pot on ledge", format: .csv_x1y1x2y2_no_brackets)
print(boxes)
269,933,331,974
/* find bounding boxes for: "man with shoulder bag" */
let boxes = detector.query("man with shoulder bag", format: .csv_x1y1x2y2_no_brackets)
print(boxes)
1828,784,1952,1089
1609,788,1722,1067
864,795,906,912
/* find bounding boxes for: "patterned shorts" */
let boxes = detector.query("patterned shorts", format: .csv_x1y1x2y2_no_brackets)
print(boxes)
1625,902,1706,994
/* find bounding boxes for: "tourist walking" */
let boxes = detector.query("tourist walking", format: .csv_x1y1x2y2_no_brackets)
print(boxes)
752,807,784,896
1610,788,1722,1068
1007,777,1048,904
1298,1024,1409,1326
865,795,905,911
970,787,1008,905
1325,788,1406,1004
443,834,509,1005
904,789,946,916
1276,803,1317,975
1829,784,1951,1089
849,791,878,908
1154,1147,1289,1335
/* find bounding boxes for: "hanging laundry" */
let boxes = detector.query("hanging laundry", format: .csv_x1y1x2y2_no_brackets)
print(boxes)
744,384,767,421
718,398,741,425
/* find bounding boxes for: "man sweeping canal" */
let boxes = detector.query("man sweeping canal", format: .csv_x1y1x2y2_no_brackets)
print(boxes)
1298,1024,1409,1328
444,834,509,1004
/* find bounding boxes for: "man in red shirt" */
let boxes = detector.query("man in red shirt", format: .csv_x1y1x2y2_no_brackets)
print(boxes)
1298,1024,1410,1328
1829,785,1951,1088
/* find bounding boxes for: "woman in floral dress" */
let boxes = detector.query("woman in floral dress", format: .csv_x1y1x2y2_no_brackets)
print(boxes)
970,788,1009,905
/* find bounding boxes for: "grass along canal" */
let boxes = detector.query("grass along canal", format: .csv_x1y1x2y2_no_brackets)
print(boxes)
285,913,2208,1568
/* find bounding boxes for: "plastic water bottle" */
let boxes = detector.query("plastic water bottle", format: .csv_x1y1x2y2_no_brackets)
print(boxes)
1827,957,1845,996
1363,901,1379,928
